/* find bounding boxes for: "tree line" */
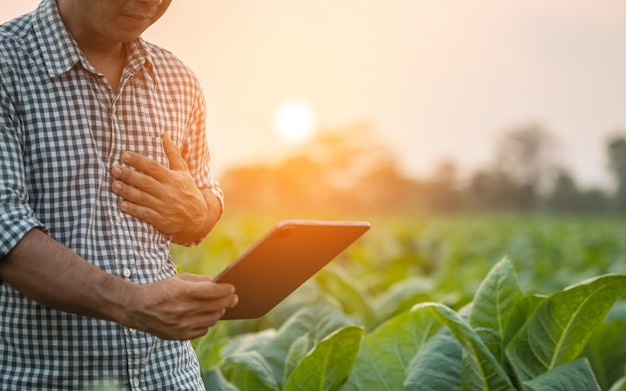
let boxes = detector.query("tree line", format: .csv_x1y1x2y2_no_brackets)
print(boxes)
218,122,626,216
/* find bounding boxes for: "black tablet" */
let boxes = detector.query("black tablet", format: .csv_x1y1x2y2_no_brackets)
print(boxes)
214,220,370,320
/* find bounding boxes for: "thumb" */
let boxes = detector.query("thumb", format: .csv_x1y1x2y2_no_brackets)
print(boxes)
161,133,189,171
178,272,214,282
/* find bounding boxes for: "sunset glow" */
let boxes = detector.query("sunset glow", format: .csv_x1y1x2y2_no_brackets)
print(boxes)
272,98,318,144
1,1,624,186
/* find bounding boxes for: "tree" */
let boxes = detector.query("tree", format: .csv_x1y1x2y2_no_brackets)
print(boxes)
545,169,582,213
607,134,626,212
467,169,519,211
491,124,558,210
218,122,418,215
427,159,462,212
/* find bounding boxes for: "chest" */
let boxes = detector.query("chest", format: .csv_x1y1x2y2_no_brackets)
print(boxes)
19,67,186,182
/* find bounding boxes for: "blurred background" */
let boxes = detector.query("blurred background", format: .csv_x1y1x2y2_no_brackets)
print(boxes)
3,1,626,218
5,5,626,387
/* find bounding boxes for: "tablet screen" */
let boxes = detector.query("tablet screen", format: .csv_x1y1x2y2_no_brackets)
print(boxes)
215,220,370,320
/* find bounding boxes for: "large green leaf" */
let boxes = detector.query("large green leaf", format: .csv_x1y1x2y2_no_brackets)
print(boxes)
584,301,626,390
193,321,230,371
201,369,239,391
221,299,354,386
404,328,463,391
283,333,311,384
469,257,524,364
506,275,626,383
523,358,601,391
374,276,435,322
221,351,278,391
221,329,277,358
413,302,515,391
607,374,625,391
314,265,378,328
342,308,439,390
502,294,545,348
284,326,363,391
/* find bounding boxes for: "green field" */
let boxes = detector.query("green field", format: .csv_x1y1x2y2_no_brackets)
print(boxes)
171,214,626,390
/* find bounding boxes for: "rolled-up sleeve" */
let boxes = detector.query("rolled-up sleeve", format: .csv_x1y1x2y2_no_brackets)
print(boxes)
178,78,224,247
184,79,224,213
0,78,45,258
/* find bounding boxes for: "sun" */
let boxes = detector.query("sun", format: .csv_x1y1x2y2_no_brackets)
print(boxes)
272,98,318,144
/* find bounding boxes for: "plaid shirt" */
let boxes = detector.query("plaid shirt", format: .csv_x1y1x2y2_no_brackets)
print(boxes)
0,0,223,389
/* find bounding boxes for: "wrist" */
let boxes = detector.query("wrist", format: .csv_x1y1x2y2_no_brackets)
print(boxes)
172,190,221,245
97,276,139,327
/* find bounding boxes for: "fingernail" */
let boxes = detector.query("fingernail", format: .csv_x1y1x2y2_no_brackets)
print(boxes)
112,166,122,176
122,152,132,162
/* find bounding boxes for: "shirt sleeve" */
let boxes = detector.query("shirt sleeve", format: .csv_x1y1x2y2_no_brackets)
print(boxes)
178,78,224,246
0,75,46,258
191,90,224,209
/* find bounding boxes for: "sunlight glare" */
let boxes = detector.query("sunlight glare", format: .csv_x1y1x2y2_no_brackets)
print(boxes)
272,98,318,144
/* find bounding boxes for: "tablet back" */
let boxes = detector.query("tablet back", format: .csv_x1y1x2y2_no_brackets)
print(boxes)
215,220,370,320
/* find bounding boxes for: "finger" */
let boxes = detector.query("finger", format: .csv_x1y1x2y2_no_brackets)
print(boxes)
156,313,222,340
175,275,238,308
161,133,189,171
200,294,238,314
203,281,236,298
178,273,215,283
111,179,162,206
228,293,239,309
111,166,162,196
118,201,165,230
121,151,169,182
187,281,237,302
183,312,225,339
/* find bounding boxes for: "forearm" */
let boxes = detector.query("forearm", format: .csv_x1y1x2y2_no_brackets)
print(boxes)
0,227,238,340
0,228,134,324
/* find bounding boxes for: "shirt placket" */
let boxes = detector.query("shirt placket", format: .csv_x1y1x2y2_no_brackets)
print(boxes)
108,95,134,282
109,75,150,391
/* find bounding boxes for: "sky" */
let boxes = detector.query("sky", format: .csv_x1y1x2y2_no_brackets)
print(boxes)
2,1,626,189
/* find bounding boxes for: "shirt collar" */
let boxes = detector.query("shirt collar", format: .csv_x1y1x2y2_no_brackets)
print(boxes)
34,0,157,83
126,37,158,85
33,0,83,78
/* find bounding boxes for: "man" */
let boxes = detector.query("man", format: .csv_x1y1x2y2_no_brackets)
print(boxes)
0,0,238,389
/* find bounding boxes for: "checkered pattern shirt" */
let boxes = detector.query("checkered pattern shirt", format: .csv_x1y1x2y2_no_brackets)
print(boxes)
0,0,223,389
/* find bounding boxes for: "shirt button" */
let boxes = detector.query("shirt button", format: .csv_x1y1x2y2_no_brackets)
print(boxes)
129,328,137,334
115,215,121,223
122,268,131,278
133,378,140,387
112,159,119,166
